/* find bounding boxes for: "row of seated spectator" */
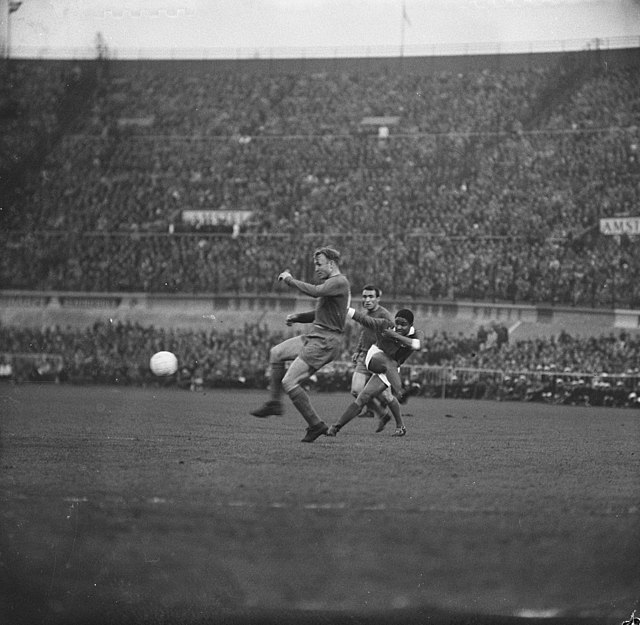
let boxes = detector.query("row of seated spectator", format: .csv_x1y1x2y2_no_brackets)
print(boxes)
1,320,639,407
0,61,85,173
2,228,639,308
2,59,639,308
79,64,554,137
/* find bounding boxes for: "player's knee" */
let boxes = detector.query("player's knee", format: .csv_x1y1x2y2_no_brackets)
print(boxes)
357,389,375,406
282,371,308,395
351,374,365,397
367,354,388,375
269,345,282,362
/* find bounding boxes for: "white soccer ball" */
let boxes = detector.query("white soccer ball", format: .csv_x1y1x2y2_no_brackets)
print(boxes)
149,351,178,376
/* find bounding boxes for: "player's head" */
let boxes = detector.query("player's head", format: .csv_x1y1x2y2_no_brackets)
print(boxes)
394,308,414,335
361,284,382,311
313,247,341,280
314,246,340,264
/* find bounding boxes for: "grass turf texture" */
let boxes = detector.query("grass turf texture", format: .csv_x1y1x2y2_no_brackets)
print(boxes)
1,384,638,625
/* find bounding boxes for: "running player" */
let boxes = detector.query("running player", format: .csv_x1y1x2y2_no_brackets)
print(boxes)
327,307,423,437
250,247,351,443
351,285,395,432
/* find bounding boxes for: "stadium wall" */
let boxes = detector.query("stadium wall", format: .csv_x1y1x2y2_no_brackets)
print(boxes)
104,46,640,75
1,291,638,338
4,46,639,76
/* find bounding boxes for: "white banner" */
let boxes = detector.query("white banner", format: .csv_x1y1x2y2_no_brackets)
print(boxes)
182,209,253,226
599,216,640,236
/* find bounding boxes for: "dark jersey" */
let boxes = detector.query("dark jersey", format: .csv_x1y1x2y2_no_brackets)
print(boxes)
351,309,424,365
356,305,394,354
286,274,351,333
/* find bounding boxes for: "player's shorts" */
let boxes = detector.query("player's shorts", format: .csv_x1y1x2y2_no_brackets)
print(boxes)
353,352,370,376
365,344,400,389
300,329,344,371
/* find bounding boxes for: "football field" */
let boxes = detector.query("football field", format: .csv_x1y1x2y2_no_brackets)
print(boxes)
1,383,638,625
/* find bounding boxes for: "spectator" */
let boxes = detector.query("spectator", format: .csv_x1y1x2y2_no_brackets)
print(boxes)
1,59,639,308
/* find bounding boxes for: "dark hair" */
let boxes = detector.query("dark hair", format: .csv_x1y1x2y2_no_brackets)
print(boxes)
362,284,382,297
314,247,341,263
395,308,414,324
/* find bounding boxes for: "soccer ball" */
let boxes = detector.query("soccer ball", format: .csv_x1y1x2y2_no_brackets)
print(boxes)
149,351,178,376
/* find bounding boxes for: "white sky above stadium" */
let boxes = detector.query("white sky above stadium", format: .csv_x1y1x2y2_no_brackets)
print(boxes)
5,0,640,59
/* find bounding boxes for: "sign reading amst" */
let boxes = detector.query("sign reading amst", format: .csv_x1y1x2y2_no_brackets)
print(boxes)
599,217,640,236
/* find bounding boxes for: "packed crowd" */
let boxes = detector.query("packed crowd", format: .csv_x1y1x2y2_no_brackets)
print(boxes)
2,57,640,308
0,61,85,173
0,319,284,388
1,320,639,407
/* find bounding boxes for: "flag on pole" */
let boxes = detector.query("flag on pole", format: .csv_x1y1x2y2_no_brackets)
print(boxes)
9,1,23,14
402,2,411,27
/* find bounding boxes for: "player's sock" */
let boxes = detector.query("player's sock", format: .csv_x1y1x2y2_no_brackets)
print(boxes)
389,398,404,428
269,362,285,401
289,386,320,426
336,401,363,429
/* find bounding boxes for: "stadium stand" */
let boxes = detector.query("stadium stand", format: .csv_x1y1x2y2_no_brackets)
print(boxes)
1,51,640,307
2,49,640,398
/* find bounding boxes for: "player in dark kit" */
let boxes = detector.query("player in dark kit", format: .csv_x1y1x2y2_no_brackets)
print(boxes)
351,285,395,431
327,307,423,438
251,247,351,443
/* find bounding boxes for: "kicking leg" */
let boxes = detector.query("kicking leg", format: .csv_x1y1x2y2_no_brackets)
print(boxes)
367,352,403,398
251,336,303,418
328,376,388,436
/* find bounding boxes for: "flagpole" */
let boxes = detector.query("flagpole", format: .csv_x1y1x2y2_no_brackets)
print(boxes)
1,0,7,58
4,0,22,59
7,1,11,59
400,0,406,59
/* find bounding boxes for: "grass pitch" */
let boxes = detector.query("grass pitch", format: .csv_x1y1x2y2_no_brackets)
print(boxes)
1,383,638,625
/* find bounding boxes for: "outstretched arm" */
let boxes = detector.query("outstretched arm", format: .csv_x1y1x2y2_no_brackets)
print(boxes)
347,308,390,331
279,271,346,298
285,310,315,326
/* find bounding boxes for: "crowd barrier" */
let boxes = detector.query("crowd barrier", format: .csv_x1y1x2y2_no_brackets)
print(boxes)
0,351,64,382
398,364,640,407
0,352,640,408
2,350,639,408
